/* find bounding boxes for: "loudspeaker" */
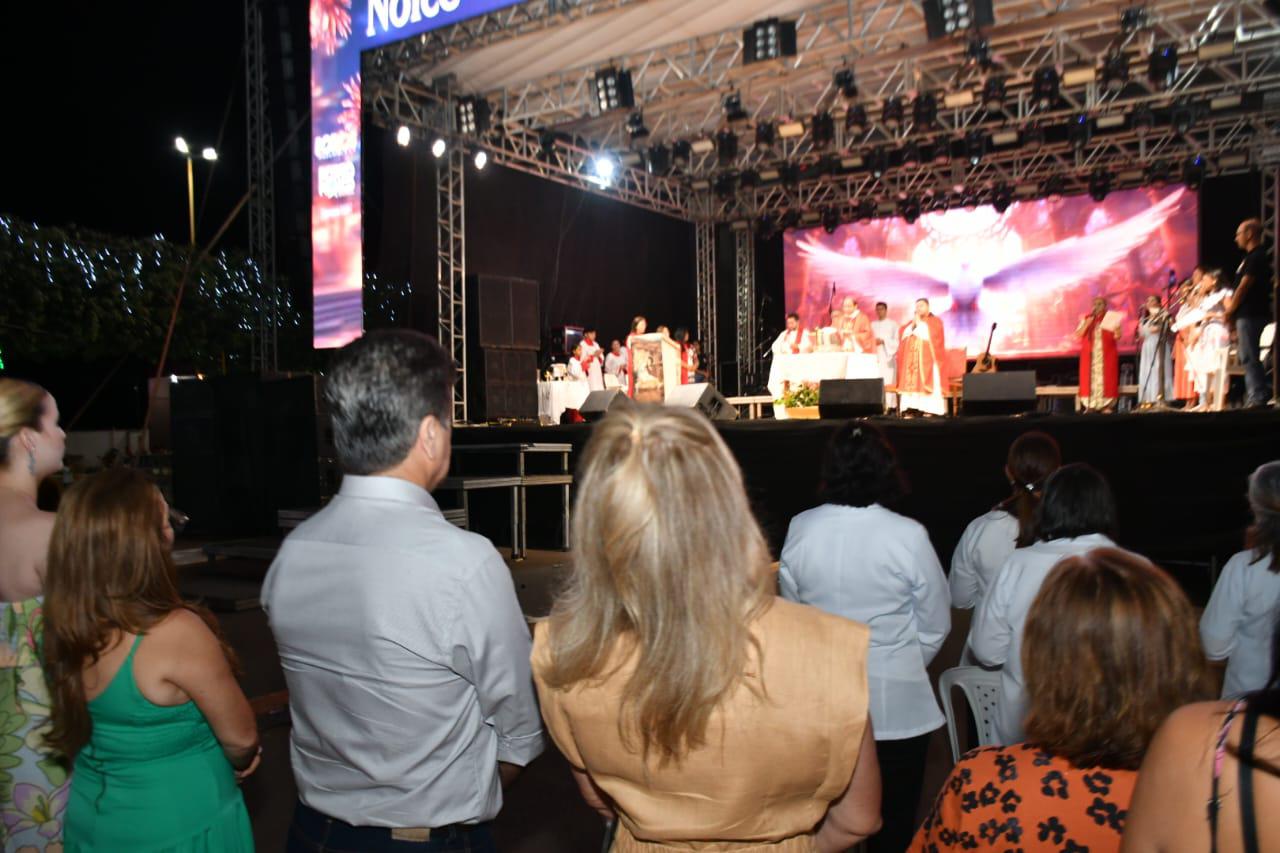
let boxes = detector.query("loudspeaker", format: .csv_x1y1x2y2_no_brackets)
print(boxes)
473,275,539,350
663,383,739,420
818,379,885,418
961,371,1038,415
580,389,633,421
472,348,538,420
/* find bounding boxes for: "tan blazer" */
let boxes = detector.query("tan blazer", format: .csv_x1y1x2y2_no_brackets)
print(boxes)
532,598,871,852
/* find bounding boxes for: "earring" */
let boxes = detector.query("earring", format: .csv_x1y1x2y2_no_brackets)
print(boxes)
27,451,36,476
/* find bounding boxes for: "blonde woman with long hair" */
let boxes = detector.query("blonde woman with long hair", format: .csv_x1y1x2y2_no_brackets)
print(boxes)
532,407,881,852
0,378,67,851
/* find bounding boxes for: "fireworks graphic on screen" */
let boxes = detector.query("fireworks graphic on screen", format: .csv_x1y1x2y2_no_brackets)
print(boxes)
338,75,362,136
311,0,353,57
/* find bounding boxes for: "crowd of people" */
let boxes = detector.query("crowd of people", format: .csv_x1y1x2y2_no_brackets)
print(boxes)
1,326,1279,851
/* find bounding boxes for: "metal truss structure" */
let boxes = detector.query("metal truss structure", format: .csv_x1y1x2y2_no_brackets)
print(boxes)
245,0,278,372
695,221,716,375
734,227,757,395
437,147,469,423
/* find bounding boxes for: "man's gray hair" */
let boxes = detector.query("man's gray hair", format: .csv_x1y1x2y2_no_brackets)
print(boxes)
324,330,455,475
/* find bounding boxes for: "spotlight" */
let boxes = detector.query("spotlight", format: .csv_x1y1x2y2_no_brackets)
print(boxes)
756,213,777,238
845,104,868,137
834,68,858,99
882,97,904,131
982,77,1007,111
590,153,617,185
755,121,776,148
473,149,488,170
592,67,635,112
933,139,953,165
1068,114,1092,150
739,169,760,189
174,136,190,155
1088,169,1111,201
811,111,835,148
1183,154,1206,189
901,141,922,167
780,210,801,230
779,163,800,187
713,173,737,200
1042,174,1066,199
431,137,447,158
1022,125,1045,151
1148,44,1178,90
966,35,992,68
723,92,749,125
396,125,412,147
456,97,491,136
1120,6,1147,33
1132,105,1155,136
928,192,950,213
1146,159,1172,186
647,144,671,175
821,207,840,234
1171,101,1196,135
961,189,981,210
202,147,217,161
964,130,987,165
626,111,649,142
868,147,889,179
716,129,739,166
672,140,692,166
1102,52,1129,94
913,92,938,129
744,18,798,64
992,183,1013,212
923,0,995,39
1032,67,1060,110
900,195,922,224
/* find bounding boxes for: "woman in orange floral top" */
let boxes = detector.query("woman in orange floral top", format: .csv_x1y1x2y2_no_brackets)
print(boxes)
910,548,1212,852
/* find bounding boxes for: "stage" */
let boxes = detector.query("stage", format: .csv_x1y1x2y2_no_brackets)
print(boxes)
453,407,1280,603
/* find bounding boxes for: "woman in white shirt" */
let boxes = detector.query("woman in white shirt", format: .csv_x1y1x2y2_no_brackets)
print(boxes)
566,343,587,381
969,463,1121,745
950,431,1061,611
1201,460,1280,697
779,422,949,853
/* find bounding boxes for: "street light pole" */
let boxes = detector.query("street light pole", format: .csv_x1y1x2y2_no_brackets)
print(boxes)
174,136,217,248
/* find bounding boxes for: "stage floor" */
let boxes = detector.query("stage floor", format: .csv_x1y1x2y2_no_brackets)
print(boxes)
455,408,1280,601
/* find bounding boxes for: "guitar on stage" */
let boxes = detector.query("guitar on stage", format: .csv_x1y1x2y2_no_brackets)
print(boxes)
971,323,998,373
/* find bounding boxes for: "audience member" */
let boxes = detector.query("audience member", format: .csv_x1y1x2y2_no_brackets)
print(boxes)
951,431,1062,611
43,467,259,851
970,463,1121,744
912,548,1211,852
0,379,67,851
779,421,949,853
533,407,882,853
263,330,543,853
1124,612,1280,852
1201,461,1280,697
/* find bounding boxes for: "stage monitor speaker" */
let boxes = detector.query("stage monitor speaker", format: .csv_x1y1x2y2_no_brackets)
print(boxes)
579,389,633,422
663,383,738,421
961,371,1038,415
818,379,885,418
473,275,540,350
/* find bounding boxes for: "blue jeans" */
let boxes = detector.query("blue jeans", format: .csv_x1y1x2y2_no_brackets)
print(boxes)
1237,315,1270,406
287,801,498,853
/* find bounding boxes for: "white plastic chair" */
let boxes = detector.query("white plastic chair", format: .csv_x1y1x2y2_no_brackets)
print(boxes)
938,666,1003,764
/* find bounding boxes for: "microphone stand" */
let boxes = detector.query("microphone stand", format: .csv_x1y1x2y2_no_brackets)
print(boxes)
1142,281,1181,412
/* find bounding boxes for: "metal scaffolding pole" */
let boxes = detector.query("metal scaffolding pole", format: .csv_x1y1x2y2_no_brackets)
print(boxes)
437,148,468,423
1264,165,1279,404
695,221,716,381
734,227,756,396
244,0,277,372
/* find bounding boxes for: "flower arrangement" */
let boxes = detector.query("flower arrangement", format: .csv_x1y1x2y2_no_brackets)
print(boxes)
776,383,819,408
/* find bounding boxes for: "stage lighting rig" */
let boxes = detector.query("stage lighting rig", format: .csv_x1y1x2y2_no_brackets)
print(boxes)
845,105,869,137
964,130,987,165
1088,169,1112,201
922,0,994,39
592,67,635,113
901,141,922,168
1120,6,1148,34
982,77,1007,111
1101,52,1130,94
395,125,412,147
882,97,904,131
646,144,671,175
589,153,618,186
1146,159,1172,186
1022,124,1045,151
473,149,489,171
456,97,491,136
779,163,800,188
821,207,840,234
671,140,692,169
811,111,836,149
932,139,953,165
1131,105,1155,136
834,68,858,100
966,35,992,68
992,184,1013,212
431,137,447,158
715,130,739,166
1148,44,1178,90
753,122,776,150
1032,67,1060,110
928,193,950,213
713,173,737,201
744,18,797,64
756,213,777,239
868,147,889,179
855,199,877,221
723,92,749,126
1042,174,1065,199
1183,155,1206,189
900,196,922,224
913,93,938,130
626,112,649,143
1171,101,1196,135
780,210,801,230
1068,114,1092,150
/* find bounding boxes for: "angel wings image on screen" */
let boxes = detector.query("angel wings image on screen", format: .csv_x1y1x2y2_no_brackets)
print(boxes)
790,186,1191,357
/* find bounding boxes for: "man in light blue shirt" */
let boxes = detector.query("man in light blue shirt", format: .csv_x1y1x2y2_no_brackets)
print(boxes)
263,330,544,852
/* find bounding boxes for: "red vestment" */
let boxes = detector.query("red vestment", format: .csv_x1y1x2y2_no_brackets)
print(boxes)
1078,315,1119,405
848,312,876,354
896,315,946,394
680,344,698,384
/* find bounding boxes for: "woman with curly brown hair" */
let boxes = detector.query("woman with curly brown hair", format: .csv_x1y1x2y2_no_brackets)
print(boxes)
911,548,1212,852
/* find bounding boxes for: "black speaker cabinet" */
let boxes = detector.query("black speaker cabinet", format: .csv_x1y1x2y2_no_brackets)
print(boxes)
663,383,739,421
471,275,540,350
579,389,633,422
961,371,1038,415
472,348,538,421
818,378,885,418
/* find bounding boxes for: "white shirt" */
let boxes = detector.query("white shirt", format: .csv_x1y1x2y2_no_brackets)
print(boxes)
604,351,627,384
771,327,812,355
1201,549,1280,698
949,510,1019,610
566,357,586,381
871,318,899,360
262,476,545,827
580,339,604,390
969,533,1118,744
779,503,950,740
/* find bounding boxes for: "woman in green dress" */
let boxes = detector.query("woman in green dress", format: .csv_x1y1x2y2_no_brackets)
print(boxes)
42,468,260,852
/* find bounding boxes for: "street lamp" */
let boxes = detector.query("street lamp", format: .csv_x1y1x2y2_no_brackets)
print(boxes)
174,136,217,246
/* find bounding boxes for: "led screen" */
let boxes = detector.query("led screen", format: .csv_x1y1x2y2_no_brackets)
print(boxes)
783,185,1198,358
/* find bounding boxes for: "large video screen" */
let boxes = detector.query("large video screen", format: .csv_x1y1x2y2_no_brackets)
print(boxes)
783,185,1198,358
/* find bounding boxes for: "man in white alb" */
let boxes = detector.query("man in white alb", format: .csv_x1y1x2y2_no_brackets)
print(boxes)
604,339,627,388
871,302,898,407
263,330,544,851
580,328,605,391
771,312,813,355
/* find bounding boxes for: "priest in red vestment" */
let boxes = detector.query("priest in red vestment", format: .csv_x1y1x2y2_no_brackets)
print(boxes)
838,298,877,354
1077,297,1120,411
771,312,813,355
896,298,947,415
